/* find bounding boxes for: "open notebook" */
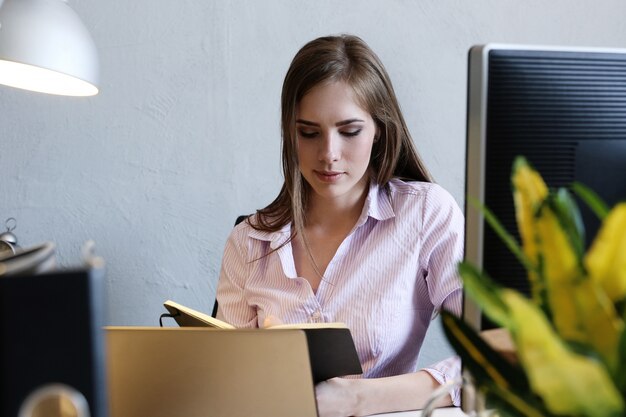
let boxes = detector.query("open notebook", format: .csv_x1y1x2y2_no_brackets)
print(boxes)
162,300,363,383
106,327,320,417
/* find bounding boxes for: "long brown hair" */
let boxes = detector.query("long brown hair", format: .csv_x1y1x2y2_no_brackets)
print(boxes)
251,34,432,235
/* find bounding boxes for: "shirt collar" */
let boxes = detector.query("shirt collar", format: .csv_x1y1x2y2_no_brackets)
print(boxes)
248,220,291,248
354,180,395,227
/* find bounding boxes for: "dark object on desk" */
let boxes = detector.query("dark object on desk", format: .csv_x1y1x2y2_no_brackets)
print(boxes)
303,327,363,383
0,267,108,417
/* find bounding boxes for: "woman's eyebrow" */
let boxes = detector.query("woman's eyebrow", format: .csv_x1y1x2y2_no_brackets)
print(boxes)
295,118,365,127
336,118,365,127
295,119,319,126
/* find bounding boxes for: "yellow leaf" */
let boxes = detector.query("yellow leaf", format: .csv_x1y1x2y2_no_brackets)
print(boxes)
585,203,626,303
535,207,579,285
535,205,583,341
502,289,624,417
512,157,548,303
572,279,624,371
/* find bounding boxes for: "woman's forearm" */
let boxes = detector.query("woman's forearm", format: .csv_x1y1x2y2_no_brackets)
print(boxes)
316,371,453,417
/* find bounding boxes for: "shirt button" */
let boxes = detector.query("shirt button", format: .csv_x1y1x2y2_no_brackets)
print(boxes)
311,311,321,322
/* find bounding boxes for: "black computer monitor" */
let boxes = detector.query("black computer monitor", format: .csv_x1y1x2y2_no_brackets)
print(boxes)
464,44,626,331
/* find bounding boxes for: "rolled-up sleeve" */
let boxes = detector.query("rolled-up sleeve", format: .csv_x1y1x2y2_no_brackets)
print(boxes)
422,355,462,406
216,226,257,327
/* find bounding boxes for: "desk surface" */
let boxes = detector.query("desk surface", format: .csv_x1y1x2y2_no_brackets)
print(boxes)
372,407,466,417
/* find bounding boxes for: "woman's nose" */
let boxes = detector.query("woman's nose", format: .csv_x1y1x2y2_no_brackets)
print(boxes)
319,133,340,162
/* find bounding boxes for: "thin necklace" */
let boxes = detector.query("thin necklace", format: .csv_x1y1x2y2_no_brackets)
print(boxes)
300,229,325,280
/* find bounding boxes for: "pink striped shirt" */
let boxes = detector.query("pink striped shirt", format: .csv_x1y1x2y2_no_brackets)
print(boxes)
216,178,464,404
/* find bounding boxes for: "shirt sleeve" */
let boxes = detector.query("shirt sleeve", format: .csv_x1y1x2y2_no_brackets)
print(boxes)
418,184,465,406
422,355,462,406
419,183,464,312
215,225,257,327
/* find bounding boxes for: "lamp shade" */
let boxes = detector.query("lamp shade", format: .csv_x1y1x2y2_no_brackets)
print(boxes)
0,0,99,96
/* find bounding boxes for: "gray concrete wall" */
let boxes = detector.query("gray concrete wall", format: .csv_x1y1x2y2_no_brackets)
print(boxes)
2,0,625,367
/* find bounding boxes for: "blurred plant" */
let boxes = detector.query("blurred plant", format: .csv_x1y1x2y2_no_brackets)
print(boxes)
442,156,626,417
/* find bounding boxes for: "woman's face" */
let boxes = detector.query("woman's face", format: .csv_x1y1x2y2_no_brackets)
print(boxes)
295,81,377,207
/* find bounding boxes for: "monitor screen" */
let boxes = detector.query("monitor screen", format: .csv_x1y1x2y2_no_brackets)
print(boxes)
464,44,626,331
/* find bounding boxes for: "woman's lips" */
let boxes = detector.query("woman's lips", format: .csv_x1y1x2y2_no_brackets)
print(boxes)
314,170,343,183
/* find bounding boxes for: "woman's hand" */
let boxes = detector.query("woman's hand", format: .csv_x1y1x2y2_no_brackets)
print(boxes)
315,378,358,417
261,314,283,328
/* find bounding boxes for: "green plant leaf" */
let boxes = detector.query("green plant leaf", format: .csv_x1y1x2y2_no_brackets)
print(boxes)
458,262,511,328
548,188,586,262
571,182,610,220
467,196,537,274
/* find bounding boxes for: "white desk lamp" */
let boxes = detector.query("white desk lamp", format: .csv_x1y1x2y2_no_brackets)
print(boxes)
0,0,99,96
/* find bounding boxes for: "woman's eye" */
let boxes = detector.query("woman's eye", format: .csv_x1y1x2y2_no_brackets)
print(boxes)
298,130,318,139
341,129,362,137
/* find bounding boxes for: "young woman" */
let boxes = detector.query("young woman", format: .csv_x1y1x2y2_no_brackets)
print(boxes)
216,34,463,416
